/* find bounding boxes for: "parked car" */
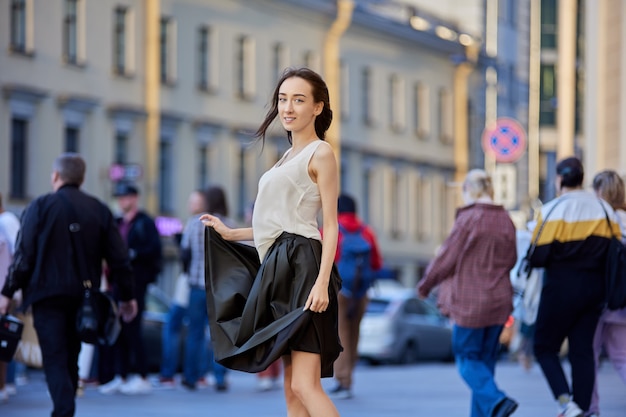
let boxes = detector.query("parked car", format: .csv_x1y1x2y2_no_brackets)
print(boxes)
358,288,453,365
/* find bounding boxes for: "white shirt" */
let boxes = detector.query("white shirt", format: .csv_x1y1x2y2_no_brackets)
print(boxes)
252,140,326,261
0,211,20,255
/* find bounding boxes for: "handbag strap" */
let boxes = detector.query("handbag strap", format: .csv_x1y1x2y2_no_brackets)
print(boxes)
597,199,619,240
525,196,565,263
57,192,93,290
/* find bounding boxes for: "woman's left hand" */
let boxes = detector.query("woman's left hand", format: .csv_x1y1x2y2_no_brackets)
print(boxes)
304,280,329,313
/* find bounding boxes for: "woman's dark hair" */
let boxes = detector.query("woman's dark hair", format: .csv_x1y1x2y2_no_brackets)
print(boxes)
254,67,333,145
204,185,228,217
556,157,584,188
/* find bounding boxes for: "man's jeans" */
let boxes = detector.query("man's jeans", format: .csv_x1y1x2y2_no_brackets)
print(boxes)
160,304,187,378
453,324,506,417
184,288,226,386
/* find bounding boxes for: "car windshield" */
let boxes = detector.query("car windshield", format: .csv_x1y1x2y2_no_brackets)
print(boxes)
366,299,391,314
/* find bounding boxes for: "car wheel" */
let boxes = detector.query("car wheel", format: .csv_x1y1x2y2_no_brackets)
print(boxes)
398,341,418,364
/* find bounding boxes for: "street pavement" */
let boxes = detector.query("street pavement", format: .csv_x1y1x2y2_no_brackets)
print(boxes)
3,359,625,417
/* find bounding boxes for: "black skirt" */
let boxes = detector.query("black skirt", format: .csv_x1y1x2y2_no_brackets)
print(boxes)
204,227,342,378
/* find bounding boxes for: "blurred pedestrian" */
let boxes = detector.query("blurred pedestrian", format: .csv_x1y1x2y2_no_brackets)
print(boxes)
329,193,382,399
527,157,617,417
99,182,162,395
180,186,232,391
589,170,626,417
0,192,21,402
0,153,137,417
202,67,342,417
418,169,518,417
256,360,282,391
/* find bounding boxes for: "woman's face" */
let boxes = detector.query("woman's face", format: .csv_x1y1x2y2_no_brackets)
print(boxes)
277,76,323,135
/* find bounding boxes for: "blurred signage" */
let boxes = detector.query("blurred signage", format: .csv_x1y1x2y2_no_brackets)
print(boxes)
155,216,184,237
481,118,527,163
109,163,143,181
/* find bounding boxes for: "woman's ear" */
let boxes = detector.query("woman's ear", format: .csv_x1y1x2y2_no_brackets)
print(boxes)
314,102,323,116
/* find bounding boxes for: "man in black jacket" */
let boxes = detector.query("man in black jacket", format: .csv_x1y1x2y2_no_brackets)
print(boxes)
98,182,162,395
0,153,137,417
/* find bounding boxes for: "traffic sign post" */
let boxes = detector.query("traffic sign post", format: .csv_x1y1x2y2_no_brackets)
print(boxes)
481,118,527,163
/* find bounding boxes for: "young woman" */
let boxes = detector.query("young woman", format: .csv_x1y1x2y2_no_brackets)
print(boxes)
590,170,626,417
201,67,342,417
528,158,618,417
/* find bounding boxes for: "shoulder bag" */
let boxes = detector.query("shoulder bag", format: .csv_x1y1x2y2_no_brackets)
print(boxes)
598,202,626,310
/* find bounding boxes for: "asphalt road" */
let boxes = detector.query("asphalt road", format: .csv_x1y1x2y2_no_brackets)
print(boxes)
3,359,625,417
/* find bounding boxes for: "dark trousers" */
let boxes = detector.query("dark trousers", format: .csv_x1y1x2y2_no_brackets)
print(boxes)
100,281,147,382
32,296,82,417
533,273,603,412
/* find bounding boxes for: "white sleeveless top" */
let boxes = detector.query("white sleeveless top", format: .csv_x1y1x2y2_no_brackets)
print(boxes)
252,140,327,261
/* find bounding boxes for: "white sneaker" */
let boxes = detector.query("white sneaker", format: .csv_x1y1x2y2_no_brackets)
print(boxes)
257,377,273,392
4,384,16,396
0,388,8,403
98,376,124,395
558,401,583,417
119,376,152,395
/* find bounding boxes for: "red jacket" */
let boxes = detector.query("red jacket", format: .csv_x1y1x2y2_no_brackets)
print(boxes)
334,213,383,271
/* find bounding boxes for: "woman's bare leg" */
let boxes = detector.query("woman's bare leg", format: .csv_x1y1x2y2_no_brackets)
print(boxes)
289,350,340,417
282,355,310,417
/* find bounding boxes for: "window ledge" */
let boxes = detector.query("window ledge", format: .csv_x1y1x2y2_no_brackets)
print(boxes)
198,84,218,95
161,79,177,88
415,129,430,140
9,46,35,58
64,58,87,69
114,69,135,80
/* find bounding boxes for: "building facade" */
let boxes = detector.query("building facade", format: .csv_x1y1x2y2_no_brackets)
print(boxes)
0,0,474,286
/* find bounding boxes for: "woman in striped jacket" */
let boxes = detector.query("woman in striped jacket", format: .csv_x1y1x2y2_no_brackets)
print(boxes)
528,157,619,417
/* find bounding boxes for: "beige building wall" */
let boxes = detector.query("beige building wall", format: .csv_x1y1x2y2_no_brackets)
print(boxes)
584,0,626,177
0,0,472,287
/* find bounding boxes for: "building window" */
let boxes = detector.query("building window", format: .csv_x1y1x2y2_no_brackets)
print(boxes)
63,0,78,63
160,17,176,84
438,88,453,144
419,175,433,241
362,167,371,222
114,132,128,164
65,126,80,152
362,67,373,126
539,64,557,126
340,61,350,121
303,50,320,72
541,0,557,49
159,139,173,213
413,82,430,139
198,26,210,89
198,144,209,189
11,118,28,199
272,42,289,84
113,7,127,74
236,35,256,100
389,74,406,132
10,0,26,52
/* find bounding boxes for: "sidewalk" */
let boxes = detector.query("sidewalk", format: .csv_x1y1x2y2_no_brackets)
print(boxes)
2,360,624,416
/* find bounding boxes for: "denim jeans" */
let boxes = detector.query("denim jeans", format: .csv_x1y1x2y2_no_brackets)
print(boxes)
160,304,187,378
453,324,507,417
184,288,226,386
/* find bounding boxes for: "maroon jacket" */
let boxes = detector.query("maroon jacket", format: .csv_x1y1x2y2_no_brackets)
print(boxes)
417,203,516,328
